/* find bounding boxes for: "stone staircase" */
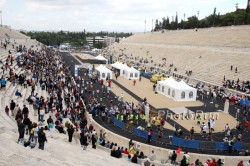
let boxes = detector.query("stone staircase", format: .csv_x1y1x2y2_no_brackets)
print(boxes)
110,26,250,88
0,38,174,166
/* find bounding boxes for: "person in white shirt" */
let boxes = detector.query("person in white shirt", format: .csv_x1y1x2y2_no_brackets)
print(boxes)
225,124,229,133
202,125,207,137
39,107,45,122
149,150,156,161
210,119,215,132
246,160,250,166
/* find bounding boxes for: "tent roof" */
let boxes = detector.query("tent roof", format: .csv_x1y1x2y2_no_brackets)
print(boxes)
111,61,121,68
111,61,129,70
96,65,111,73
158,77,196,91
95,55,107,61
130,67,139,72
178,80,196,90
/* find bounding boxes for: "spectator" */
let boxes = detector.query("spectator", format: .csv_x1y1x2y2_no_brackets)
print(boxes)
110,146,116,157
123,148,129,154
180,156,187,166
216,159,224,166
149,150,156,161
73,128,80,144
237,161,244,166
91,134,97,149
5,106,9,116
131,154,138,164
67,125,74,142
38,127,47,150
114,147,122,158
171,150,177,164
138,151,145,159
17,120,25,144
10,100,16,116
80,131,88,150
209,158,217,166
15,89,22,97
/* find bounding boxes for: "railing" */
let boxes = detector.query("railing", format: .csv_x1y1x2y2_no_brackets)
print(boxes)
111,116,246,152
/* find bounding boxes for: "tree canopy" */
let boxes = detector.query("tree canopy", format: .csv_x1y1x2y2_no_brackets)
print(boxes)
154,7,250,31
21,30,132,48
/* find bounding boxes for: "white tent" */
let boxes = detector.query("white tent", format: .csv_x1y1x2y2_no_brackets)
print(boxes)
96,65,112,80
157,77,197,101
110,61,121,68
124,67,140,80
111,61,127,76
95,54,108,64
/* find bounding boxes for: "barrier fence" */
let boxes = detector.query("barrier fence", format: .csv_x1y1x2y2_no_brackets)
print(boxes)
111,116,246,152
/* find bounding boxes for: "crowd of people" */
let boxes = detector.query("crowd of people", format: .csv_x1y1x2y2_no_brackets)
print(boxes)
0,40,165,166
222,79,250,94
1,38,250,166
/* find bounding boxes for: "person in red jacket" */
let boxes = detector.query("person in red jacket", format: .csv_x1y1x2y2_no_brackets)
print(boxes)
133,80,136,86
209,158,217,166
245,120,249,132
122,148,129,154
237,161,244,166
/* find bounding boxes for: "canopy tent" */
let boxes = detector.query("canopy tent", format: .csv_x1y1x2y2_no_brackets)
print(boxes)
157,77,197,101
111,61,127,76
124,67,140,80
95,54,108,64
95,65,112,80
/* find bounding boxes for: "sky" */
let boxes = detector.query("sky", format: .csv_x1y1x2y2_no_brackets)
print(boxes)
0,0,248,32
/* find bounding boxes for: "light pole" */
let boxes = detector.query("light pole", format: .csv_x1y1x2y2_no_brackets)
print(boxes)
152,19,154,32
172,16,174,29
183,13,186,29
144,20,146,34
0,10,2,27
197,11,199,28
234,3,238,25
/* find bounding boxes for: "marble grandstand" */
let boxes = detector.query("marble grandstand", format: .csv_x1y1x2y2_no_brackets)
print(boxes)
109,25,250,88
0,25,250,166
0,26,169,166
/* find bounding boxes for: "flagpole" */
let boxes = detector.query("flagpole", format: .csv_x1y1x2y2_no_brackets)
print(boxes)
144,20,146,34
0,11,2,27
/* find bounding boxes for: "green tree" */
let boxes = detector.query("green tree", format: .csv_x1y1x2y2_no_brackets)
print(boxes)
213,7,217,26
244,0,250,24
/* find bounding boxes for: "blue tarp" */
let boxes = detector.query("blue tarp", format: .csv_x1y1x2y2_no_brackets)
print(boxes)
112,116,125,129
133,128,156,141
216,142,243,151
172,137,200,149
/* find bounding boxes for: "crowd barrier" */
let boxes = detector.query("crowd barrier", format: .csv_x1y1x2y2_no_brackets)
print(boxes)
172,137,200,149
216,142,243,151
133,128,156,141
111,116,245,152
111,116,125,129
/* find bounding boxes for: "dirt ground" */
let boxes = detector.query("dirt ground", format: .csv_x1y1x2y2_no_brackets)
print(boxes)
170,111,236,134
112,73,203,109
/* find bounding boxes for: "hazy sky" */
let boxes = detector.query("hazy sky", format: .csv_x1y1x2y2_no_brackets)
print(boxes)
0,0,248,32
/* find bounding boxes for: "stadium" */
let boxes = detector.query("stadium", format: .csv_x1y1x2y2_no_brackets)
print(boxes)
0,1,250,166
